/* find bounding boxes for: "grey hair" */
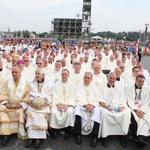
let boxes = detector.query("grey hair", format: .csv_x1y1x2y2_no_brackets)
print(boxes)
35,68,45,75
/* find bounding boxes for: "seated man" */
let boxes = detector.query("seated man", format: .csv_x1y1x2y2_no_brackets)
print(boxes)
0,66,30,146
98,72,131,147
126,74,150,148
49,69,76,140
74,72,101,147
25,68,53,148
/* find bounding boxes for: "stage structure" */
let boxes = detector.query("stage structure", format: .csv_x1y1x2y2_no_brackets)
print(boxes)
51,0,92,40
82,0,92,38
52,18,82,39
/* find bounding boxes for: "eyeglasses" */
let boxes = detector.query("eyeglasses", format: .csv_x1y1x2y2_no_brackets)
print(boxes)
62,74,68,76
120,67,124,68
84,77,91,79
24,60,29,62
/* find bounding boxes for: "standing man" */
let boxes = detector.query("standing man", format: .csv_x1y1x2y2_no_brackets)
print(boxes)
74,72,101,147
0,66,30,146
49,69,76,140
26,68,53,148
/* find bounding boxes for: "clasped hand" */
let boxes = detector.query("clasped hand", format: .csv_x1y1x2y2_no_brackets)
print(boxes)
84,104,95,112
57,104,68,111
6,103,22,109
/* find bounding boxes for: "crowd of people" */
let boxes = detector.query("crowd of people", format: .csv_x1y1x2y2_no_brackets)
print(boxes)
0,38,150,149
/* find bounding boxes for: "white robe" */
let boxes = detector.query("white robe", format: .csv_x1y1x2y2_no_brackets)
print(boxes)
49,70,61,83
98,84,131,138
126,84,150,136
115,77,126,90
50,80,76,129
70,72,83,87
21,67,30,82
92,72,107,87
26,76,53,139
0,67,10,90
75,83,101,135
25,64,36,82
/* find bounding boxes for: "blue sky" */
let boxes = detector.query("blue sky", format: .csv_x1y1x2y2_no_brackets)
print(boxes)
0,0,149,33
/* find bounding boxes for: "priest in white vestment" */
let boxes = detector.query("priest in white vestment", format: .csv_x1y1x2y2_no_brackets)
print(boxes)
126,66,148,87
126,74,150,148
70,62,83,86
49,60,62,83
92,63,107,87
74,72,101,147
25,68,53,148
23,56,35,82
49,69,76,140
98,72,131,147
114,67,126,90
16,59,30,82
119,63,130,80
137,61,149,84
0,59,10,90
0,66,30,146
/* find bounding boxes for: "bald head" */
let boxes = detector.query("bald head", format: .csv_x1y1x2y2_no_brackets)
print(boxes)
12,66,21,81
107,72,116,86
84,72,93,86
114,67,122,78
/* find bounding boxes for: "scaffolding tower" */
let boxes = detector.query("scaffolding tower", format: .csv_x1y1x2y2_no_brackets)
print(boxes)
52,18,82,40
82,0,92,39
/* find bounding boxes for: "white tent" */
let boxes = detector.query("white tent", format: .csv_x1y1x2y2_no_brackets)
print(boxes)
91,36,103,40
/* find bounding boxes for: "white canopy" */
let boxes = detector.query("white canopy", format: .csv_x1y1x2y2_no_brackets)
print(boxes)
91,36,103,40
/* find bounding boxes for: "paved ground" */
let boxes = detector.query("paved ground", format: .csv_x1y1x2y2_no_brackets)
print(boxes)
0,132,150,150
0,55,150,150
141,55,150,70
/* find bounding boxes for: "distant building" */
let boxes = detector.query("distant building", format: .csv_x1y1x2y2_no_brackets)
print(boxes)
0,28,14,39
3,31,14,38
0,31,4,39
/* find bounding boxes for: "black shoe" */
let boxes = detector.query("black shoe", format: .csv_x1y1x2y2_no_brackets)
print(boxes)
64,131,70,140
26,139,34,148
120,136,127,147
51,130,58,139
102,138,108,147
1,135,10,146
76,135,82,145
135,136,148,148
34,139,41,148
91,137,98,147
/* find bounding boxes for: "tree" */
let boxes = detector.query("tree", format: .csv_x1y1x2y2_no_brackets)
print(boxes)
17,31,21,37
39,32,50,38
32,31,36,35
